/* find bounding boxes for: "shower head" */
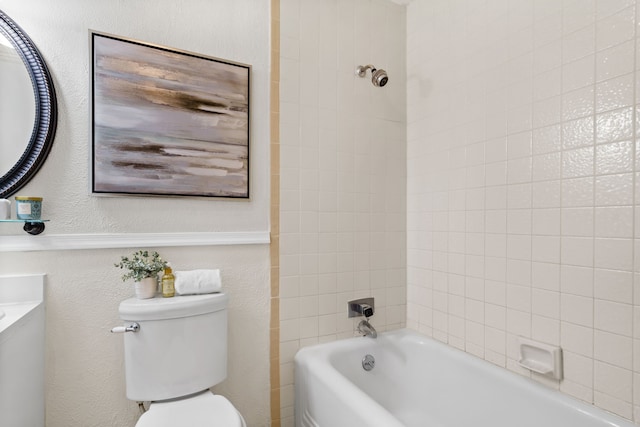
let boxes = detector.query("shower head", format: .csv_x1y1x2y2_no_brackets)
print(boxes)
356,64,389,87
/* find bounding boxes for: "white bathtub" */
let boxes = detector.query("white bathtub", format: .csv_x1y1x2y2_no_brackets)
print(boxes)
295,329,636,427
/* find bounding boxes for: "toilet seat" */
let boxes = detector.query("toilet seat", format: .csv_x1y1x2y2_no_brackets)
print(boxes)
135,391,246,427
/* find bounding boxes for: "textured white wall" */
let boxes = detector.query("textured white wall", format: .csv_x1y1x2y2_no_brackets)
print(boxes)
1,247,270,426
0,0,269,234
0,1,271,426
406,0,640,422
279,0,406,424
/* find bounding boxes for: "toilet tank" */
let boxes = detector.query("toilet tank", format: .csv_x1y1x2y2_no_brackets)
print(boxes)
118,293,228,402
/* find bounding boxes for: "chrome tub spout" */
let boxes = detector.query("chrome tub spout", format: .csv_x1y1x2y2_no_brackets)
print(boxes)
357,319,377,338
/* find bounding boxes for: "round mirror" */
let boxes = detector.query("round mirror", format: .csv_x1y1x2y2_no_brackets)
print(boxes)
0,10,57,198
0,33,35,174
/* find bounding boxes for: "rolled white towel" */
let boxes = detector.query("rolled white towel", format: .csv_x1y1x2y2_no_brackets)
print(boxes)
174,269,222,295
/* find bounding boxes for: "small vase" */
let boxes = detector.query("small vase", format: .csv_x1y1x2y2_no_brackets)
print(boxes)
134,276,157,299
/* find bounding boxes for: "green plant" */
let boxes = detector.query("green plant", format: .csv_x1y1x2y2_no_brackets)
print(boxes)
114,250,167,282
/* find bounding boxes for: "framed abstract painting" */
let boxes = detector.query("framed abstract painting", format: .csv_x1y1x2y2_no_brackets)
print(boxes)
91,32,250,198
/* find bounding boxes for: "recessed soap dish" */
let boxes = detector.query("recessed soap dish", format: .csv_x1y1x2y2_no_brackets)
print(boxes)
518,336,563,380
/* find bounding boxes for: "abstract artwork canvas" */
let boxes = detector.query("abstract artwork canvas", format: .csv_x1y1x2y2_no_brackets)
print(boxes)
91,32,250,198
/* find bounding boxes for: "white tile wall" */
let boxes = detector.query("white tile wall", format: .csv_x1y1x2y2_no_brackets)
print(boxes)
279,0,406,425
407,0,639,422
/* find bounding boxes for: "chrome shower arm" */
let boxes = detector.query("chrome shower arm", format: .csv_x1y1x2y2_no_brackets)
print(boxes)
355,64,375,77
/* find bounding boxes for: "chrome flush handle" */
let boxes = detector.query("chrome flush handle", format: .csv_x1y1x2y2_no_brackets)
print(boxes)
110,322,140,333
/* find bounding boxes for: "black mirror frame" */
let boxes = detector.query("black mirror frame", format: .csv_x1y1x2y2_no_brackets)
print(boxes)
0,9,57,198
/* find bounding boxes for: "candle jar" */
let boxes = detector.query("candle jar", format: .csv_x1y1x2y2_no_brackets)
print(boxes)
15,197,42,220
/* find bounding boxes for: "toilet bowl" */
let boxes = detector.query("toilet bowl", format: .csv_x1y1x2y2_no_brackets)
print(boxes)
112,292,247,427
136,391,246,427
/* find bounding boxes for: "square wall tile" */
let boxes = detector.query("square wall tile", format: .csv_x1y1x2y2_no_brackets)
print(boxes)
595,6,635,52
596,74,634,113
562,85,595,121
561,293,594,326
595,173,633,206
595,140,634,175
594,300,633,336
596,41,635,82
594,361,633,401
562,177,594,207
595,206,633,238
563,116,594,149
594,268,633,303
594,238,633,271
561,237,594,267
561,322,594,357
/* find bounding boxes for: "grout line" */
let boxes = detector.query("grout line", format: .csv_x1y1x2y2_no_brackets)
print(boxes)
529,9,536,361
590,3,597,405
503,0,511,370
630,0,638,420
270,0,281,425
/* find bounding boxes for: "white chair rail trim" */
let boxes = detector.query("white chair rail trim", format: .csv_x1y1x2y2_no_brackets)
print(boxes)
0,231,270,252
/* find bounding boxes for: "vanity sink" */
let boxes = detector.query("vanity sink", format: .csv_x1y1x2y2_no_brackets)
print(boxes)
0,274,45,427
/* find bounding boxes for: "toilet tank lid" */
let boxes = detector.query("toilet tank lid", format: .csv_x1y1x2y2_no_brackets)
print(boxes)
118,292,228,321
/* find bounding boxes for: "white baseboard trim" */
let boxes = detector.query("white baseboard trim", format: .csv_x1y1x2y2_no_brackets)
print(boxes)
0,231,270,252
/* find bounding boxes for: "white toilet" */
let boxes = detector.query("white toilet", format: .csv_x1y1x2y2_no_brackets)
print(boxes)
115,292,246,427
